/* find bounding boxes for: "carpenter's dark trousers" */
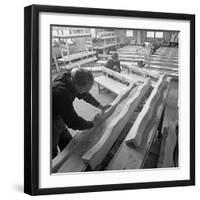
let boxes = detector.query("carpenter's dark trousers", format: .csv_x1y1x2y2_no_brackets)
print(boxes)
52,116,72,159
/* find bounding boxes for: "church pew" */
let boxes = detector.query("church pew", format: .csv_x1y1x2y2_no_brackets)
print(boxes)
106,80,170,170
125,74,167,146
82,79,151,170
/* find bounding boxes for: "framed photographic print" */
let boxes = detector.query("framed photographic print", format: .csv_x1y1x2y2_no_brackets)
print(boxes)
24,4,195,195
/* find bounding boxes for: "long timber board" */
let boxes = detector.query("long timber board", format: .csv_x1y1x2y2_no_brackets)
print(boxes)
82,79,151,170
107,82,170,170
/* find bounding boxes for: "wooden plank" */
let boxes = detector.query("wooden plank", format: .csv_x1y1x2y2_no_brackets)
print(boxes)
125,75,167,146
94,76,128,95
157,122,177,168
84,66,103,72
110,51,178,60
58,51,96,62
82,78,151,170
97,36,118,40
53,33,91,39
109,51,178,61
125,65,160,80
147,68,178,78
148,65,178,72
107,83,170,170
61,57,97,70
117,57,178,67
93,43,121,50
101,67,133,83
52,81,137,172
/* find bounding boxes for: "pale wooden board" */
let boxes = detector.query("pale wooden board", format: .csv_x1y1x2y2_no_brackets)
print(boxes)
101,67,134,83
82,79,151,170
60,57,97,70
94,76,128,95
58,51,96,62
148,65,178,72
125,75,167,146
52,82,137,173
97,36,119,40
93,43,121,50
53,33,91,39
107,84,170,170
125,65,160,80
57,83,139,173
110,48,178,60
157,122,177,168
117,57,178,67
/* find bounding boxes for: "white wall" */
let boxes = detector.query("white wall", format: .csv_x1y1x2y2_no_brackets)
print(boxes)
0,0,199,199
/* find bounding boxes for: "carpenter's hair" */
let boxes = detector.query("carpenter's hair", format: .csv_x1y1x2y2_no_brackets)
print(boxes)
71,68,94,88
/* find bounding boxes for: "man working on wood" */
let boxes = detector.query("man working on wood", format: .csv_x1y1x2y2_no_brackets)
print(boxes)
136,42,153,68
52,68,110,158
105,53,121,73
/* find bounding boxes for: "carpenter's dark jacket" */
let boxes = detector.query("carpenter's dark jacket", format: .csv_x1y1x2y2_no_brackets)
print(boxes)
52,72,100,130
105,59,121,73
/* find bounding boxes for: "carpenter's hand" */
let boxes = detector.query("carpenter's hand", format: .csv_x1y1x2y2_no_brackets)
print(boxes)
93,113,103,125
98,104,111,112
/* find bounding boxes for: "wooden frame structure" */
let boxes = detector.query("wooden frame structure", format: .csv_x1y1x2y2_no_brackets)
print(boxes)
52,26,97,73
107,75,170,170
94,31,121,60
82,79,151,170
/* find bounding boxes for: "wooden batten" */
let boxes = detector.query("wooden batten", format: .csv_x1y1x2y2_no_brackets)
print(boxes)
81,78,151,170
125,74,167,146
126,65,160,80
101,67,133,83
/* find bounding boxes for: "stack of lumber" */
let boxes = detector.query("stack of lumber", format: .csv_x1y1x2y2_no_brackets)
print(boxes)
52,79,151,173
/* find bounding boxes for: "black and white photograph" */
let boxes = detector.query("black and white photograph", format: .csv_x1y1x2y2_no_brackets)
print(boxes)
24,4,195,195
51,26,179,173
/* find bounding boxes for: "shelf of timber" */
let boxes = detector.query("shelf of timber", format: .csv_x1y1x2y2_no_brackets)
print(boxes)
57,51,97,70
52,74,170,173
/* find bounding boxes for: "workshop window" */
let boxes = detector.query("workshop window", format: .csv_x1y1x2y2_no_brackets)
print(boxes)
126,30,134,37
146,31,155,38
155,32,163,38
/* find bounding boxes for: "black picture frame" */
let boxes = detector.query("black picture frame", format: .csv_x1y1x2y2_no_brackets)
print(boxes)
24,4,195,196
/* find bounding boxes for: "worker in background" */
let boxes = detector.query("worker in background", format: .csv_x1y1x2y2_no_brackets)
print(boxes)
105,53,121,73
52,68,111,158
136,42,153,68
